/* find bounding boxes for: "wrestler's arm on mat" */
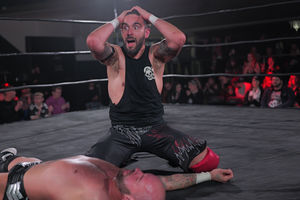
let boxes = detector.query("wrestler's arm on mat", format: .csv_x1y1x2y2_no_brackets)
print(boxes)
158,168,233,191
133,6,186,63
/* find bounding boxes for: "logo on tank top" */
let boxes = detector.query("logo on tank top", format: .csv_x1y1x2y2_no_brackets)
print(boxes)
144,66,155,80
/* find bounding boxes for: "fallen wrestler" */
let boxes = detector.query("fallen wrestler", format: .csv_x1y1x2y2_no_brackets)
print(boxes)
1,148,233,200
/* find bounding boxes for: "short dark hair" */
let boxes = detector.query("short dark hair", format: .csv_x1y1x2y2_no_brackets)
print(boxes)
52,86,62,92
125,9,140,17
125,9,150,27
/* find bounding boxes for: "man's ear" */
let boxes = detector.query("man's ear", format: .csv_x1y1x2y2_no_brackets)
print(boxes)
121,194,135,200
145,27,150,39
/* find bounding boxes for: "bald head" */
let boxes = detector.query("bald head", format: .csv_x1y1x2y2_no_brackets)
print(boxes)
117,169,166,200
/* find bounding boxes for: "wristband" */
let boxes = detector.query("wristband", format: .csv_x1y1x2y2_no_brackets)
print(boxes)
196,172,211,184
110,18,119,30
149,14,159,25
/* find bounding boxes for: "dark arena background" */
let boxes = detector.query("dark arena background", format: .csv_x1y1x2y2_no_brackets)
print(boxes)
1,0,300,199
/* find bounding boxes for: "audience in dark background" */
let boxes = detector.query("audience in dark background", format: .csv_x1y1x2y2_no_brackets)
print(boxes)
261,76,295,108
171,82,186,104
0,38,300,124
29,92,51,120
0,88,24,124
186,79,203,104
45,86,70,115
19,88,32,120
84,82,102,110
244,76,263,107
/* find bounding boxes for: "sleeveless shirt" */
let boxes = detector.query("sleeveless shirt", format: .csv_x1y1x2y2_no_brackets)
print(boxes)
109,46,164,127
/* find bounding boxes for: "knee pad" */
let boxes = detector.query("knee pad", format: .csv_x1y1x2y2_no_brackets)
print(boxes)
190,147,219,172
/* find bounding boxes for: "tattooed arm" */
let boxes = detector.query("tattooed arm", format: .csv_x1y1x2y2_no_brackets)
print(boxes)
132,6,185,63
159,168,233,191
86,10,127,65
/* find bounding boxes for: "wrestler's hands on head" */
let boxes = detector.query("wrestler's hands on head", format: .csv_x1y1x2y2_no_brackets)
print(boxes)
210,168,233,183
131,6,151,21
117,10,130,24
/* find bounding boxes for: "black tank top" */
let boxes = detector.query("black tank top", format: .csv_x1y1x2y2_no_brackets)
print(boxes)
109,46,164,127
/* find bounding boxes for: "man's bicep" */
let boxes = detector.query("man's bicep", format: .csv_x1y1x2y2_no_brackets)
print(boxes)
91,43,114,62
152,40,180,63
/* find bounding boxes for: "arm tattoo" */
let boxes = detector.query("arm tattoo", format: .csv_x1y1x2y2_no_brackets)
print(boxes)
159,173,197,191
100,45,115,63
101,45,119,71
155,40,178,62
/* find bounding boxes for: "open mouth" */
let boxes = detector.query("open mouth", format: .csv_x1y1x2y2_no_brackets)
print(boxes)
126,38,136,47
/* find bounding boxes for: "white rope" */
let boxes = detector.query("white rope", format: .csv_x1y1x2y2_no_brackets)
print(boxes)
1,36,299,57
1,73,300,93
0,1,299,23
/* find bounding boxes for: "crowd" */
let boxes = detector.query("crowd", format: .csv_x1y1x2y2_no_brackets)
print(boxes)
1,40,299,124
162,75,299,108
162,40,300,108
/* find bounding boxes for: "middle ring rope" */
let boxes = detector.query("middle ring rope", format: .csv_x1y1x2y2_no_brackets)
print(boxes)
0,36,299,57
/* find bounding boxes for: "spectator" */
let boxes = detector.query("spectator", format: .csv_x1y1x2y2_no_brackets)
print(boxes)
225,56,240,74
203,77,223,104
288,75,300,108
85,83,101,110
261,72,273,89
243,53,260,75
46,86,70,115
0,88,23,124
186,79,203,104
264,57,280,74
226,78,251,105
161,81,173,103
218,76,231,92
171,82,186,104
29,92,51,120
249,46,261,63
288,75,299,93
261,76,295,108
244,76,262,107
19,87,32,120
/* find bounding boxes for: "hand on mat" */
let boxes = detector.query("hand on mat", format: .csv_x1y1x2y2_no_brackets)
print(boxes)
210,168,233,183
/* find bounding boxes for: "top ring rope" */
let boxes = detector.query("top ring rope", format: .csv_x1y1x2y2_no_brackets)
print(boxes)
0,36,299,57
162,0,300,20
0,0,299,24
0,17,108,24
1,73,300,93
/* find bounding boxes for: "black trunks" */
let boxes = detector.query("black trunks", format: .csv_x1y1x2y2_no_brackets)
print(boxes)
3,162,40,200
86,122,206,172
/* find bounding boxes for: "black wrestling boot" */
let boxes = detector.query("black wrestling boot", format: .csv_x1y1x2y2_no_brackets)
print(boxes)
0,148,17,172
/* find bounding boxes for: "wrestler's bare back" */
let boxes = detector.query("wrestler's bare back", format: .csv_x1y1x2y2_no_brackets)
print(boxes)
24,155,119,200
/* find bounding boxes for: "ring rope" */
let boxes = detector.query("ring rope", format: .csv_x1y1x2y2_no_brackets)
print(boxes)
1,73,300,93
0,50,90,57
0,0,299,24
196,16,300,32
0,36,299,57
184,36,300,48
163,0,300,20
0,17,107,24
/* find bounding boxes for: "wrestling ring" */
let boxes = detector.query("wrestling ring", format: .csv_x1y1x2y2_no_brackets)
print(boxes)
1,1,300,199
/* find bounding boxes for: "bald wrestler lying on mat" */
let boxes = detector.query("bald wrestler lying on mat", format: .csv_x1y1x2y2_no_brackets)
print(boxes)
1,148,233,200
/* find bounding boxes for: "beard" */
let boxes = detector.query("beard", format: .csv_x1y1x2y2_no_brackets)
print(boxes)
116,170,131,195
123,36,145,57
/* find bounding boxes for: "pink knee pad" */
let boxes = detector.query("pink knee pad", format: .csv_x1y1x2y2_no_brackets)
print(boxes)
190,147,220,172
